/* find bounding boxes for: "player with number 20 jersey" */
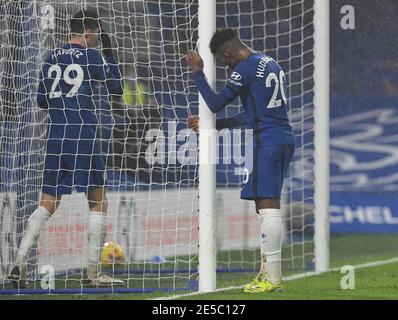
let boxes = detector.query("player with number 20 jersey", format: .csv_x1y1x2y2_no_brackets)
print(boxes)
186,28,295,293
191,52,295,201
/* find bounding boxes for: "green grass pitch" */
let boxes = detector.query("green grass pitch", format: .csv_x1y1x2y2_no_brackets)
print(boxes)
1,234,398,300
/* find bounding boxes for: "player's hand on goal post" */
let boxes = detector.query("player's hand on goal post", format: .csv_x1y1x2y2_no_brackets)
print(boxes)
187,115,199,132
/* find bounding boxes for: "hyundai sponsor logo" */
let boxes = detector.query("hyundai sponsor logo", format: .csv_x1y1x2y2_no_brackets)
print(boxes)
230,72,242,81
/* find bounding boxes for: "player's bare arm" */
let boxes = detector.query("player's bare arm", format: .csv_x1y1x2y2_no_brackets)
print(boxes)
186,50,204,73
187,115,199,132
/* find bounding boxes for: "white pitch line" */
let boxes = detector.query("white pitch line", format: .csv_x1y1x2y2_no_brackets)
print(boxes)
151,257,398,300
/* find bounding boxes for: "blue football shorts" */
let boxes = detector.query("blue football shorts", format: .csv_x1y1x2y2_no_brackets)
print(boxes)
42,141,106,196
240,144,295,200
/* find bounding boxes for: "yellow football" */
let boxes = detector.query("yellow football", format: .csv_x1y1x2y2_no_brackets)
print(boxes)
101,242,126,267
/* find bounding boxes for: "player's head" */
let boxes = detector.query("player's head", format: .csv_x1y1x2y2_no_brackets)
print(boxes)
70,9,101,48
209,28,250,68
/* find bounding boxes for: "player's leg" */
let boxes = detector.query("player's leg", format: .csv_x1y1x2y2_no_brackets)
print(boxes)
9,144,65,288
9,193,61,288
16,144,64,263
15,193,61,264
85,187,124,286
242,144,294,293
86,186,108,278
240,155,267,290
242,197,284,293
76,142,124,286
254,197,283,291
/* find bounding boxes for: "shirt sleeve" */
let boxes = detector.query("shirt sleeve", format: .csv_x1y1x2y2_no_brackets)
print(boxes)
36,65,48,109
192,62,249,113
193,71,238,113
88,49,124,96
225,63,250,95
216,111,247,130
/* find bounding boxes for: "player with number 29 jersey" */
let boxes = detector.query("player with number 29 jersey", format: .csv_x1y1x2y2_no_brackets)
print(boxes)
8,10,126,289
37,43,123,142
36,44,123,195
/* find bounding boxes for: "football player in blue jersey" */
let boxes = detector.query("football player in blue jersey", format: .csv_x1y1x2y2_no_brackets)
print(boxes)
186,29,295,293
9,9,124,288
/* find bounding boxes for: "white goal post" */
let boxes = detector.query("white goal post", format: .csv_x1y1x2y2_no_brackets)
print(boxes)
313,0,330,273
198,0,217,293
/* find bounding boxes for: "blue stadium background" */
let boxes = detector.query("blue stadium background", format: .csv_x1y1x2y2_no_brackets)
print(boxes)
329,1,398,233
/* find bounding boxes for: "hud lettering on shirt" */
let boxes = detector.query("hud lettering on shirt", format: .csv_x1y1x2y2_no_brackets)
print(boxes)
256,56,273,78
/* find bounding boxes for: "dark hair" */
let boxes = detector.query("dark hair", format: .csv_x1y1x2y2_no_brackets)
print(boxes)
70,9,100,35
209,28,238,54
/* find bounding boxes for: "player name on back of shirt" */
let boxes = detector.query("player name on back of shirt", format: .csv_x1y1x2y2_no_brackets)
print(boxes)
51,48,84,60
256,56,274,78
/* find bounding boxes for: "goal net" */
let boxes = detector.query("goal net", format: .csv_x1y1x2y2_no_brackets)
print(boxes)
0,0,317,294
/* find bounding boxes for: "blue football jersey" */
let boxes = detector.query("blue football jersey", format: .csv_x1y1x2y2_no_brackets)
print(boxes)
37,43,123,143
193,52,294,146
